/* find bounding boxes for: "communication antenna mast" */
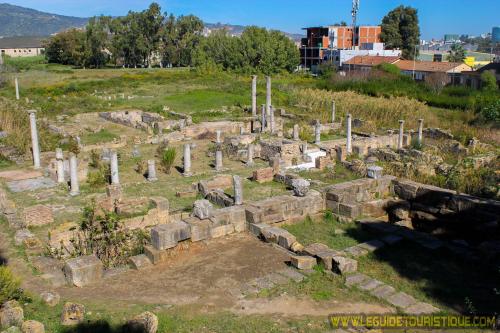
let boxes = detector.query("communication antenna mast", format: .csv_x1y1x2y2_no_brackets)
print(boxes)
351,0,360,49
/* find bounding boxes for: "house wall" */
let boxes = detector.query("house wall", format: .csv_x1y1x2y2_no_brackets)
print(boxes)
1,47,44,58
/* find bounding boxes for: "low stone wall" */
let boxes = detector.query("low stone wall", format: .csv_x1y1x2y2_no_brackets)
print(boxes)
324,176,395,220
391,179,500,241
245,190,324,225
99,110,164,132
259,139,301,166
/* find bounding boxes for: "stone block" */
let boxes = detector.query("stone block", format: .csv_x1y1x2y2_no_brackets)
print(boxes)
245,206,263,224
393,179,420,200
22,205,53,227
21,320,44,333
252,167,274,183
316,249,342,270
332,256,358,274
151,222,190,250
315,156,330,170
150,197,169,212
125,312,158,333
338,203,361,218
60,302,85,326
290,255,317,270
302,243,330,257
277,232,297,250
40,292,60,307
128,254,152,270
277,267,306,282
106,184,122,202
192,200,214,219
291,179,310,197
63,255,103,287
210,222,234,238
367,166,383,179
184,217,211,242
290,241,304,253
0,301,23,328
144,245,169,265
248,223,269,237
261,226,288,243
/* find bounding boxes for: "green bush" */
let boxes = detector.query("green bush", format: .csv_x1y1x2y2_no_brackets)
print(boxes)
161,147,177,174
0,266,23,304
481,71,498,91
480,100,500,122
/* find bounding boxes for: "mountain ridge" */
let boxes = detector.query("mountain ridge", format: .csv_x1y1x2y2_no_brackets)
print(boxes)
0,3,303,41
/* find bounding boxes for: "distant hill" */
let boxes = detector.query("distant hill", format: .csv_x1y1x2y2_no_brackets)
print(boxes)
0,3,303,41
0,3,88,37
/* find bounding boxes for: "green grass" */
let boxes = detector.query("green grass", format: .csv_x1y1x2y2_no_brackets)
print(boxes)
283,214,374,251
256,265,377,304
357,240,500,314
81,129,119,145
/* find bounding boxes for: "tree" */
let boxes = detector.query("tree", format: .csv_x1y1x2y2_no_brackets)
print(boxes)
85,16,111,68
448,43,466,63
43,29,86,66
380,6,420,60
481,71,498,91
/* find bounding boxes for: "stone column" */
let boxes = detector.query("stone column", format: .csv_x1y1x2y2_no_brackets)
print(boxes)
251,75,257,117
265,76,271,121
331,100,336,123
183,143,192,176
15,77,20,100
293,124,300,141
240,125,244,135
269,106,275,134
69,153,79,196
147,160,157,182
55,148,65,183
314,121,321,144
110,150,119,185
261,104,266,132
417,119,424,145
215,149,223,172
302,142,308,157
28,110,41,169
216,130,222,143
246,144,254,167
398,120,404,150
233,175,243,205
346,114,352,154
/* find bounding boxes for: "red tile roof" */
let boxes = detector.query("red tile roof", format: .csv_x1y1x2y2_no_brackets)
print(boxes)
395,60,471,73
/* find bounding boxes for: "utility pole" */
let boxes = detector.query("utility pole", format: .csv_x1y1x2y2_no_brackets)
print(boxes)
351,0,360,50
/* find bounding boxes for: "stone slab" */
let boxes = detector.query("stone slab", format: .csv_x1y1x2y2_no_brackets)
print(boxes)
151,222,191,250
344,246,369,257
144,245,169,265
184,217,211,242
6,177,56,192
387,292,418,309
302,243,330,257
370,284,396,300
277,267,305,283
381,234,403,245
248,223,269,237
404,302,440,314
358,278,384,291
345,273,369,287
358,240,385,252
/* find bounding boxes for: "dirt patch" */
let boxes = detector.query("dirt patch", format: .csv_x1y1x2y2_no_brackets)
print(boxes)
0,169,43,181
233,295,394,317
55,234,290,309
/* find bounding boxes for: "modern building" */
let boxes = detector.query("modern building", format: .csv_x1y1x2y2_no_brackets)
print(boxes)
0,36,45,58
493,27,500,43
300,25,382,69
326,44,401,68
444,34,460,44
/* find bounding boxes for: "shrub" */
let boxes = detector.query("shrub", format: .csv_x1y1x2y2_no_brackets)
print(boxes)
87,164,110,187
480,100,500,122
89,149,101,168
161,147,176,174
70,202,150,268
0,266,23,304
481,71,498,91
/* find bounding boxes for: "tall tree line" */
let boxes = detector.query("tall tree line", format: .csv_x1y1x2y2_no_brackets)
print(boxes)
43,2,299,73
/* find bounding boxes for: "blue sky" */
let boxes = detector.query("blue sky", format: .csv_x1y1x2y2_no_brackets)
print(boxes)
6,0,499,39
